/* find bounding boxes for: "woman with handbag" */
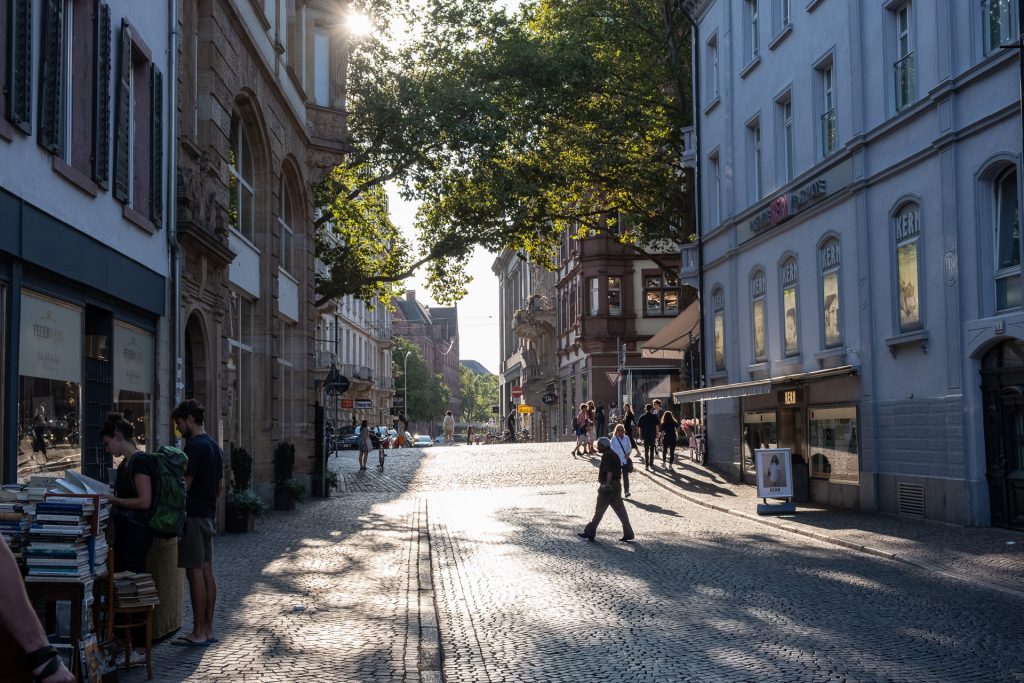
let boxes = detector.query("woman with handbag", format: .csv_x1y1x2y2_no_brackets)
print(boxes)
621,404,641,457
610,423,634,498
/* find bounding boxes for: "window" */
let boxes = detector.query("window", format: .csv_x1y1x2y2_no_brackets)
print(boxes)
279,175,296,275
588,277,600,315
775,0,791,34
983,0,1016,55
893,204,922,331
749,120,763,201
644,271,680,317
781,256,799,356
995,167,1021,311
708,151,721,227
744,0,760,63
819,62,836,156
809,405,858,483
182,0,199,138
313,28,330,107
229,114,256,241
228,294,254,455
820,238,842,348
893,3,915,111
706,34,719,103
112,322,154,450
608,276,622,315
778,95,794,183
712,287,725,372
751,270,767,362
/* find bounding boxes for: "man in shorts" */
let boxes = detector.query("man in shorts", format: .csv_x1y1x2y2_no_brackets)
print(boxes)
171,400,223,646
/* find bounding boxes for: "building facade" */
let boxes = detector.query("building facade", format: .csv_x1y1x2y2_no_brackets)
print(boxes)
175,0,348,497
1,0,172,483
681,0,1022,528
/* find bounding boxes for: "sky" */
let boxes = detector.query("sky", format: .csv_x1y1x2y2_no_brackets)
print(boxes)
388,186,502,376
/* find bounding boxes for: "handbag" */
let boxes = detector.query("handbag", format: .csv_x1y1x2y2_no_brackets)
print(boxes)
623,459,634,474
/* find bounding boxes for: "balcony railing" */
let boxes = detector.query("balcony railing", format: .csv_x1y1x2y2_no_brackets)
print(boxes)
820,108,836,156
894,52,915,112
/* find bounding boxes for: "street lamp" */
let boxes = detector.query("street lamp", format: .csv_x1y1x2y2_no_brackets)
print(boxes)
403,350,412,425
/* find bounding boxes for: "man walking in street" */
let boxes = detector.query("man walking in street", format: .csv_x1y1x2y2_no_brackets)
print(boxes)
578,437,634,542
171,400,223,647
637,403,660,471
506,409,517,442
442,410,456,445
595,402,607,439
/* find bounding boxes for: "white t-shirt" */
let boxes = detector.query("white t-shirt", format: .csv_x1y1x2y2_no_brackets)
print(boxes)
443,415,455,432
610,435,631,465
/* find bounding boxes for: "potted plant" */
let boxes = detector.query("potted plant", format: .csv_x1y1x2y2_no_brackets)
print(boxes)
273,442,301,510
225,446,263,533
325,470,340,494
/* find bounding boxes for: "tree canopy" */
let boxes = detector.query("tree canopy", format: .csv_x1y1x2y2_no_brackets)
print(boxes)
392,337,451,423
316,0,695,306
459,366,499,424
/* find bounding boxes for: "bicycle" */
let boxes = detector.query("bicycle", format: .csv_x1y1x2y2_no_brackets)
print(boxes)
692,434,706,465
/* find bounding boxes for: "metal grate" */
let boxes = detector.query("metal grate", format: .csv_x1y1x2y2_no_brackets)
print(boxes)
897,482,925,517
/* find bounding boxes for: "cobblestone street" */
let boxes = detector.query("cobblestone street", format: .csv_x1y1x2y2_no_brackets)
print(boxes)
127,443,1024,682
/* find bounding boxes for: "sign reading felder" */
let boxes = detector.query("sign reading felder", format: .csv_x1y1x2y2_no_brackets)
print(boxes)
739,159,853,244
20,292,83,383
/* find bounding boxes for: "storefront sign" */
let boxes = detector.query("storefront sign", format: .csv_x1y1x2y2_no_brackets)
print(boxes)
354,399,373,409
755,448,794,499
783,390,798,405
541,392,557,405
113,323,154,397
740,159,853,244
392,396,405,408
517,405,533,414
19,292,82,382
341,398,354,409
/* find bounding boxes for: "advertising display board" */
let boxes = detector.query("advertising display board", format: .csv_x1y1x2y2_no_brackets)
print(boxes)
755,448,794,499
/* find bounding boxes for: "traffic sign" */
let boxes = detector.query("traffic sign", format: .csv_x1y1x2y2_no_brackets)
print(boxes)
517,405,533,414
510,385,522,399
606,371,621,385
541,392,557,405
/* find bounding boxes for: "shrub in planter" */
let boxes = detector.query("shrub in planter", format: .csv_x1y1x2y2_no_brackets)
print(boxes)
226,445,261,533
325,470,340,493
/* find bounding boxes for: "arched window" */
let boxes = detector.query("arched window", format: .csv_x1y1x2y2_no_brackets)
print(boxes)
780,256,799,356
712,286,726,372
750,269,767,362
228,113,255,241
819,238,842,348
892,202,922,332
994,166,1020,311
279,173,298,275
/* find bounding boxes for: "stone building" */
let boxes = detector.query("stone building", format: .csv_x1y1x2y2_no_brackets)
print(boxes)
680,0,1022,528
175,0,348,498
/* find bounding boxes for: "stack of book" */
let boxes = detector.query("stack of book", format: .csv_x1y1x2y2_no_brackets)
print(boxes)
25,498,94,583
112,571,160,608
0,500,31,565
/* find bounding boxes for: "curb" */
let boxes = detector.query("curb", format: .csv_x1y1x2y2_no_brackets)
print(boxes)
416,498,445,682
637,466,1024,601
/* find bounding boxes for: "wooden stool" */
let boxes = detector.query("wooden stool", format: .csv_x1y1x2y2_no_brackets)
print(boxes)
105,554,154,680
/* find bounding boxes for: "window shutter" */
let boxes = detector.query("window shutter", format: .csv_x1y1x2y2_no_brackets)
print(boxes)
150,65,163,225
37,0,64,153
8,0,33,133
92,1,112,188
113,19,132,204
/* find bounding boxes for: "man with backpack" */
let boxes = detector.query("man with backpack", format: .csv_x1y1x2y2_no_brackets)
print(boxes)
171,400,223,647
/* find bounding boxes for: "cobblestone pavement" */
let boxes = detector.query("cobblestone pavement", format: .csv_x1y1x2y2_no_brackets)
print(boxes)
122,441,1023,682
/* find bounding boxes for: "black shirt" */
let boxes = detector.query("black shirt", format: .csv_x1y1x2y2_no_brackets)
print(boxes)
637,412,660,441
184,433,224,518
115,452,157,523
597,448,622,482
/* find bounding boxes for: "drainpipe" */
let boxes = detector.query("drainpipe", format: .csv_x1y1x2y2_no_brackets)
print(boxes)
167,0,182,436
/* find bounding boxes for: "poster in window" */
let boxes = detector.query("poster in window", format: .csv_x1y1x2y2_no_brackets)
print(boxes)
19,292,83,383
783,287,798,356
713,311,725,370
822,271,841,347
897,241,920,330
755,448,793,498
752,299,766,360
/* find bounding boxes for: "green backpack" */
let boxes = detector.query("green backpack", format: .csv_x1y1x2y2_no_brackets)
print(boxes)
139,445,189,538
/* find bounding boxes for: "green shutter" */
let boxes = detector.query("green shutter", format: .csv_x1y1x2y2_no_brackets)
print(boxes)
113,19,132,203
92,1,111,188
37,0,63,153
150,65,163,224
8,0,33,133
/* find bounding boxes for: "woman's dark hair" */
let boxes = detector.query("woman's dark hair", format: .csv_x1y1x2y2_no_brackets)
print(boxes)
360,419,368,428
100,413,134,441
660,411,677,426
171,399,206,425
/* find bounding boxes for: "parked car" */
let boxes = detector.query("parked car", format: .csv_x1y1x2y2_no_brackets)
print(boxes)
413,434,433,448
337,432,360,450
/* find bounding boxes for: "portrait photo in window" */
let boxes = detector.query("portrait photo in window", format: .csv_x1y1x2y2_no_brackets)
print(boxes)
897,240,920,330
822,271,841,347
753,299,767,361
783,288,798,356
714,311,725,371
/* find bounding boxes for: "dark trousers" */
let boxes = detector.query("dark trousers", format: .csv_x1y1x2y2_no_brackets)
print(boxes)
621,469,630,495
643,440,656,468
582,480,633,539
114,518,154,643
663,438,677,464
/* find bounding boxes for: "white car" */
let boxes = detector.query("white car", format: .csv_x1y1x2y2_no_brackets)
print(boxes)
413,434,433,448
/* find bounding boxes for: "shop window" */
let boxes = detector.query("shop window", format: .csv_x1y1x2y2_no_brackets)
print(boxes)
229,113,256,241
820,238,842,348
112,322,153,450
893,203,922,332
608,276,622,315
712,287,725,372
808,405,858,483
644,271,680,317
780,256,799,356
17,292,83,482
994,166,1020,311
743,410,778,474
750,269,767,362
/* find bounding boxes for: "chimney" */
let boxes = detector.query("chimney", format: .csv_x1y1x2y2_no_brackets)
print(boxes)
406,290,415,302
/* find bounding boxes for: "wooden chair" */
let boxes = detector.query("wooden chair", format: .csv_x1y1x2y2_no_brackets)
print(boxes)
104,550,154,680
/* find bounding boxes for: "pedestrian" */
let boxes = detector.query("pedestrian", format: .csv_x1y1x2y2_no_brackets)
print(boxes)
595,402,607,439
103,412,155,665
660,410,679,466
621,404,641,457
637,404,660,471
171,399,224,647
572,404,588,456
578,437,634,542
397,412,409,447
358,419,372,470
0,536,76,682
652,399,665,457
32,408,47,455
442,410,455,445
506,409,517,441
610,423,634,498
466,425,474,445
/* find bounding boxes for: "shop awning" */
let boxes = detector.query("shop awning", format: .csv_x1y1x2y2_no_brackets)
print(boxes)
673,365,858,403
641,301,700,360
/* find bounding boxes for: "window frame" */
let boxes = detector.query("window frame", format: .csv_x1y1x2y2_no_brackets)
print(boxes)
819,237,843,349
777,92,794,184
982,0,1017,56
892,202,924,333
748,0,760,62
712,286,726,372
279,174,296,276
607,276,622,316
588,276,600,316
780,255,800,357
748,118,763,201
816,54,837,158
750,269,768,363
892,1,916,112
706,32,720,106
994,166,1021,312
642,270,681,318
708,149,721,227
228,113,256,242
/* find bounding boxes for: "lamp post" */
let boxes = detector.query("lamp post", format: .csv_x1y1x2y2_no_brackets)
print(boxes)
403,350,412,429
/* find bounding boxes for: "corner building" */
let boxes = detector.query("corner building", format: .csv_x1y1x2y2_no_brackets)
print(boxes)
680,0,1022,528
